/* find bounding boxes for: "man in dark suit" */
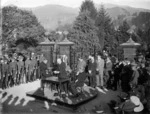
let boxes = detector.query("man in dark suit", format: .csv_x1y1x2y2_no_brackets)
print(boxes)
69,65,87,97
88,55,97,88
54,58,68,80
39,58,49,90
39,59,48,80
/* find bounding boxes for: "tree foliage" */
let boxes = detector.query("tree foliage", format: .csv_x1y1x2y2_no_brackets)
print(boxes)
95,5,115,51
2,6,45,49
80,0,97,20
132,12,150,31
69,11,101,56
118,20,130,43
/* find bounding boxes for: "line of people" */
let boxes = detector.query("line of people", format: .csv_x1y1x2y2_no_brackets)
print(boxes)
0,52,45,89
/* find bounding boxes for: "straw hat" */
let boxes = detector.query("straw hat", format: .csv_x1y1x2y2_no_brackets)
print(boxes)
130,96,144,112
131,62,137,66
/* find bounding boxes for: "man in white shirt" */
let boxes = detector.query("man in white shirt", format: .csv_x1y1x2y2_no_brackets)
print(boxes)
96,53,104,88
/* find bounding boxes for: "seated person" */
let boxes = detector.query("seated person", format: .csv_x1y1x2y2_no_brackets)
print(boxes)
54,58,70,95
54,58,69,80
69,66,87,97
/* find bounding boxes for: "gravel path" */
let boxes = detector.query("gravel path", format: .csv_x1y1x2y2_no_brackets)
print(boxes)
0,80,124,114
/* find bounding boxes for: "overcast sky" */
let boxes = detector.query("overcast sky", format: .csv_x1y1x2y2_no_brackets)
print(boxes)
1,0,150,9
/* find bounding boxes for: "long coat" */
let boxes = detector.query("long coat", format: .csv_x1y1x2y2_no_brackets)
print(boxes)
130,70,139,86
88,61,97,76
57,62,68,79
39,61,48,79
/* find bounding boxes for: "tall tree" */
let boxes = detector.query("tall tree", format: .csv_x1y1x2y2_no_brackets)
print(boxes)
80,0,97,20
118,20,130,43
2,6,45,49
95,5,115,51
69,11,101,56
132,12,150,31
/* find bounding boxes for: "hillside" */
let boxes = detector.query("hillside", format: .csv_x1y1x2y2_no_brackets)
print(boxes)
27,4,150,31
31,5,78,31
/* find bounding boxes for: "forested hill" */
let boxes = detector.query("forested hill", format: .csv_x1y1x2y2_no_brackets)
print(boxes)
23,4,150,31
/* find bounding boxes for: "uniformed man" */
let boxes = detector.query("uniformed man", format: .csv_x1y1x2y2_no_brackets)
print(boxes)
17,56,25,84
9,57,17,86
31,55,38,81
0,58,4,89
2,59,9,89
25,55,31,82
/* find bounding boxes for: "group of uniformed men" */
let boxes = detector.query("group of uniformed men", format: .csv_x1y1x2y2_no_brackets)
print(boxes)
0,52,45,89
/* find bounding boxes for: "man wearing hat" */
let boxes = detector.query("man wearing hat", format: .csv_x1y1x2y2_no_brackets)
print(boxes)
115,95,144,113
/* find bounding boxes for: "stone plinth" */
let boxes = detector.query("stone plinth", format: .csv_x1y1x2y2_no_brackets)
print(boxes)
120,38,141,60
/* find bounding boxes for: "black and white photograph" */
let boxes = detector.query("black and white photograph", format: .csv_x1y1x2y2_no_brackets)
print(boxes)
0,0,150,114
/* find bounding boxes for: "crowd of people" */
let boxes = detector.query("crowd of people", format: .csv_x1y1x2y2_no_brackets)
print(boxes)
1,50,150,113
50,51,150,112
0,52,45,89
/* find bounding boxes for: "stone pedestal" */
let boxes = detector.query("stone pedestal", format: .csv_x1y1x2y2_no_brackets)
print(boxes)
120,38,140,60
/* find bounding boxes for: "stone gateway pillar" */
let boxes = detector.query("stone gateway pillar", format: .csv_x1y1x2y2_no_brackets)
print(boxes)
120,37,141,60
